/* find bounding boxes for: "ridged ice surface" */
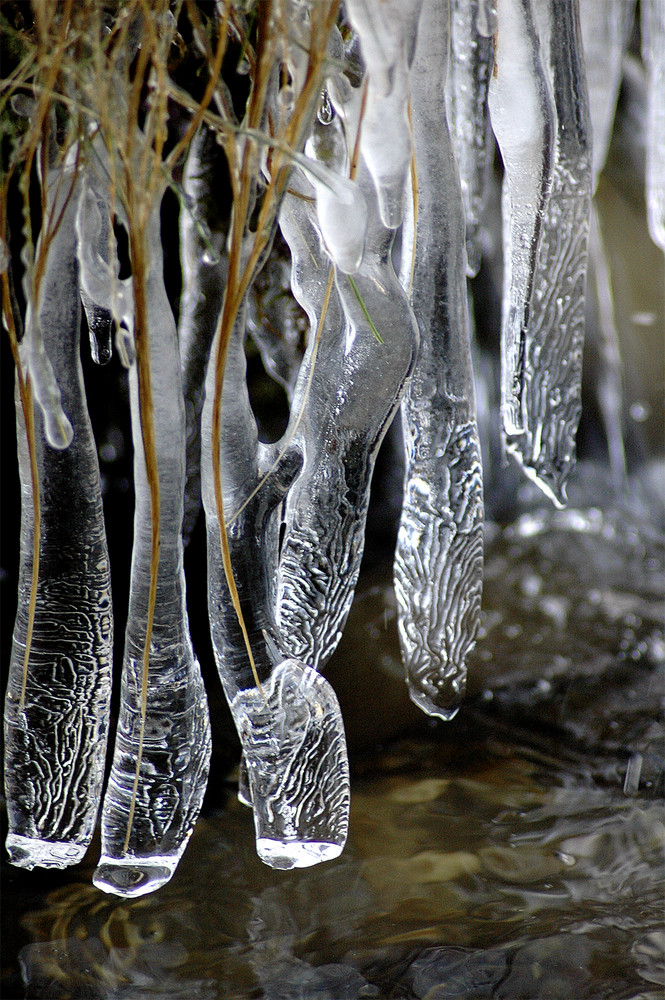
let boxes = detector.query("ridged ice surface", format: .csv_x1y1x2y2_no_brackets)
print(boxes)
4,164,113,869
642,0,665,251
395,0,484,721
277,110,418,669
94,199,211,899
504,1,592,506
488,0,554,448
446,0,495,277
231,660,349,869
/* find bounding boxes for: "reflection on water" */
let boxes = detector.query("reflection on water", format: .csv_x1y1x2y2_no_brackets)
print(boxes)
2,464,663,1000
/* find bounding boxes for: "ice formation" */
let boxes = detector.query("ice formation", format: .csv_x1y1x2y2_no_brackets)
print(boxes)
394,0,484,720
3,0,662,896
5,156,113,869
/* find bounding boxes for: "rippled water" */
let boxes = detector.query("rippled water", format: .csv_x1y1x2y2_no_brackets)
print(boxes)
2,462,663,1000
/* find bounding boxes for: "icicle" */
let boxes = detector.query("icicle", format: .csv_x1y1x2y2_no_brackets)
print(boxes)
579,0,634,485
4,162,113,869
502,0,592,505
232,660,349,868
587,204,627,485
93,198,211,899
579,0,636,191
276,84,419,670
201,279,349,868
76,181,135,360
76,171,115,365
179,127,229,545
488,0,555,453
18,219,74,452
446,0,495,277
344,0,423,228
395,0,484,721
642,0,665,252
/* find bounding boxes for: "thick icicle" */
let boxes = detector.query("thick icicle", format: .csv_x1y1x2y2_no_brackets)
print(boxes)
487,0,554,458
4,163,113,869
395,0,484,721
201,289,350,868
93,198,211,899
642,0,665,251
502,0,592,505
446,0,495,277
178,127,228,545
276,94,419,670
231,660,349,868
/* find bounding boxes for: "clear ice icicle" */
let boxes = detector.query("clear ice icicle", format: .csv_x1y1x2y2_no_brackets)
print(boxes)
503,0,592,505
276,106,418,669
5,164,113,869
178,127,228,545
642,0,665,251
76,172,115,364
232,660,350,869
446,0,495,277
344,0,423,229
579,0,636,191
201,280,349,868
395,0,484,721
488,0,555,452
94,199,211,899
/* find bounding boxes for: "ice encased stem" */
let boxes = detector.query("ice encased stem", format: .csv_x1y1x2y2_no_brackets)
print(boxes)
395,0,484,720
276,113,418,669
344,0,423,229
4,165,113,869
201,288,350,868
94,198,211,899
232,660,350,869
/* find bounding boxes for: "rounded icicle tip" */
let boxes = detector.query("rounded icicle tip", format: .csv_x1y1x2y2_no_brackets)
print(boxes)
231,660,350,871
6,834,88,870
92,857,178,898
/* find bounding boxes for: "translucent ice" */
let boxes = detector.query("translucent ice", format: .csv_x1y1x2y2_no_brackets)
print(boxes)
75,180,135,357
232,660,349,868
446,0,495,276
276,104,418,669
179,127,228,544
502,1,592,505
5,163,113,869
395,0,484,720
579,0,636,190
200,250,350,871
344,0,423,228
641,0,665,251
76,173,115,364
94,198,211,899
488,0,555,448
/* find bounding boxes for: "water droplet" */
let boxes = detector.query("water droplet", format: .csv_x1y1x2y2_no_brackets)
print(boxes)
629,401,651,422
317,89,334,125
